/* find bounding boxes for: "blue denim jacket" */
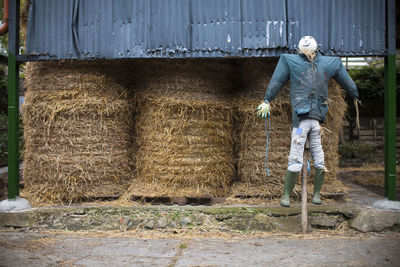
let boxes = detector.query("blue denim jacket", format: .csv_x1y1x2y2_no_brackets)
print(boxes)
265,53,358,127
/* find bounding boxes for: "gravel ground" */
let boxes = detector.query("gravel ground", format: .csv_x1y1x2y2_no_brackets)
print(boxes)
1,230,400,267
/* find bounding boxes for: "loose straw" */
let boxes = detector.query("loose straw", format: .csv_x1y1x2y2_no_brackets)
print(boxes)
354,99,361,130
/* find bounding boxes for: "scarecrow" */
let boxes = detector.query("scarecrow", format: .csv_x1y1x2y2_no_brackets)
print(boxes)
258,36,359,207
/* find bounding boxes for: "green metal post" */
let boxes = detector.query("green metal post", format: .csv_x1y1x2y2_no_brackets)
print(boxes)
384,0,397,200
7,53,19,199
384,54,397,200
7,0,20,199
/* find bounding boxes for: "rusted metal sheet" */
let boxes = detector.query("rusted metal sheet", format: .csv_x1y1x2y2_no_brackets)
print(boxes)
25,0,387,60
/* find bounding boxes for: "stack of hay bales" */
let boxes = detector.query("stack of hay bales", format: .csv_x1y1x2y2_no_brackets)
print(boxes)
22,57,346,204
23,61,134,204
124,59,235,198
232,59,347,200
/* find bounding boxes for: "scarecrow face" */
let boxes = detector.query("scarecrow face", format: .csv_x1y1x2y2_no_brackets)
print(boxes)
298,36,317,53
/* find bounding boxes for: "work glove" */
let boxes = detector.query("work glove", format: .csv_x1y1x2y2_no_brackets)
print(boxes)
257,101,271,118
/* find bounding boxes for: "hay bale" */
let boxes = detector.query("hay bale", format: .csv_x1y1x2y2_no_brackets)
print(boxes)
232,58,347,199
124,59,236,198
130,59,235,98
23,61,134,204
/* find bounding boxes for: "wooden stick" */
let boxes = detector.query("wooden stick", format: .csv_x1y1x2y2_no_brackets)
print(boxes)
301,140,309,234
355,99,361,139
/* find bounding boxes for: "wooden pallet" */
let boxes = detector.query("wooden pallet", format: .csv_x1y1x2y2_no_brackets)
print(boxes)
130,195,226,206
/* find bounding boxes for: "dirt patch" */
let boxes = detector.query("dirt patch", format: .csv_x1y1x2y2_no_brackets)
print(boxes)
338,165,400,201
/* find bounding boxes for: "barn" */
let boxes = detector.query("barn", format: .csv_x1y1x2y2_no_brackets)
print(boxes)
4,0,397,204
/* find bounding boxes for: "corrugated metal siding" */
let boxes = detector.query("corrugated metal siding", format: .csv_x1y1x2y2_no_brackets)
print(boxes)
190,0,240,57
25,0,387,60
287,0,331,52
26,0,77,58
328,0,386,55
241,0,287,55
287,0,386,55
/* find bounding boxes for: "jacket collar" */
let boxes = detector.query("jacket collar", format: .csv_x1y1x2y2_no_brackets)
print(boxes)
299,51,321,62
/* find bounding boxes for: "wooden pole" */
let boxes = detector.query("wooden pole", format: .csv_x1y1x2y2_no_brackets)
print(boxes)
301,138,309,234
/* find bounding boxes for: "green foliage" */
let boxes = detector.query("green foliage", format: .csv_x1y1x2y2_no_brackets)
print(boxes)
0,113,6,165
0,62,6,165
349,66,384,98
0,0,29,54
0,113,24,167
339,142,376,164
0,65,7,113
178,243,188,249
348,64,400,117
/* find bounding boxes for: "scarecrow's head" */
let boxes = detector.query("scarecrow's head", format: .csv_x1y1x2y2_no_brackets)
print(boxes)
298,36,318,54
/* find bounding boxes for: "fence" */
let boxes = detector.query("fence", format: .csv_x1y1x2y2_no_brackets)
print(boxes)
340,117,400,159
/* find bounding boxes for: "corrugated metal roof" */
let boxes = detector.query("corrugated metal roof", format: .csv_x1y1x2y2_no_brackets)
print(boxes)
25,0,387,60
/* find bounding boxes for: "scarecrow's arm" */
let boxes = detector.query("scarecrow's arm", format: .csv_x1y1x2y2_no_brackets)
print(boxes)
332,58,359,99
264,55,290,103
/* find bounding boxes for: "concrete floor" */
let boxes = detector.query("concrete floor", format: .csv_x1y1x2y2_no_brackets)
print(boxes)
1,231,400,267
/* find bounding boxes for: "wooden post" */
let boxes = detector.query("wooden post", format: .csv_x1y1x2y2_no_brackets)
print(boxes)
339,125,344,144
356,119,360,141
301,138,309,234
372,119,377,142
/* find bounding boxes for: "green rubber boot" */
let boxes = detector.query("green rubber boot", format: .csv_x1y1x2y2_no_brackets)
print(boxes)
312,168,325,205
280,170,299,207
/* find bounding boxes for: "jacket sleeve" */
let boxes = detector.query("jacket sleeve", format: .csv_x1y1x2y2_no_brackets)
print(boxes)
332,58,359,99
264,55,290,102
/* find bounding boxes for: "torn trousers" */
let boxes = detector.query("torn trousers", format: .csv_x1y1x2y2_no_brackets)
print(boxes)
287,119,324,172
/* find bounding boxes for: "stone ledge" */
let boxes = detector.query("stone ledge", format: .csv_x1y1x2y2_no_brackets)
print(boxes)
0,204,397,233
